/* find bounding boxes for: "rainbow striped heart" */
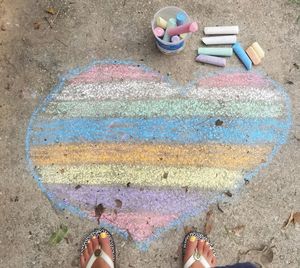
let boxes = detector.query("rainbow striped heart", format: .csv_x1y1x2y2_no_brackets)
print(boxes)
26,60,291,250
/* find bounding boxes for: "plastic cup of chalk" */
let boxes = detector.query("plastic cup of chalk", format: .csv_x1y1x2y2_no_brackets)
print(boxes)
151,6,195,54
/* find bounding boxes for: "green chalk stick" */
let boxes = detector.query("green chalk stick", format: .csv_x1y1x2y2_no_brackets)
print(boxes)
198,47,233,57
163,18,177,42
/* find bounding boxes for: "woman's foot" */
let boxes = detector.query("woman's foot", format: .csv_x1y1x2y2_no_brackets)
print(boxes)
80,232,114,268
183,235,217,268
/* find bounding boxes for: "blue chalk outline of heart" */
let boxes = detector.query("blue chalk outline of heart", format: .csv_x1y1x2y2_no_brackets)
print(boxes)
25,59,292,251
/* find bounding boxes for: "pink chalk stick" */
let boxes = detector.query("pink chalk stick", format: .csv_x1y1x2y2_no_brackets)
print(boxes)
195,54,226,67
154,27,165,37
167,22,198,36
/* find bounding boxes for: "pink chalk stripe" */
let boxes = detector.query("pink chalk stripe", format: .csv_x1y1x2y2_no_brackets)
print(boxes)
198,73,269,88
68,64,163,85
92,212,178,241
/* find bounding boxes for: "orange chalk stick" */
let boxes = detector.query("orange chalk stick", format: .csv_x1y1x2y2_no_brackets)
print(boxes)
246,46,261,65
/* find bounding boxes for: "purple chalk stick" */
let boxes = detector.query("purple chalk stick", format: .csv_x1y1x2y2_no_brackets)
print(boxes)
195,54,226,67
171,35,180,43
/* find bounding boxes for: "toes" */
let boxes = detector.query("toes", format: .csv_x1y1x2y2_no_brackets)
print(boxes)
203,241,211,256
211,255,217,267
197,239,205,254
80,254,86,268
83,247,89,265
91,235,99,250
203,242,216,267
183,235,198,263
87,239,93,255
98,231,113,259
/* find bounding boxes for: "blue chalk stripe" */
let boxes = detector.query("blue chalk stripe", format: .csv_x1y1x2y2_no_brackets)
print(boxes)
30,117,289,146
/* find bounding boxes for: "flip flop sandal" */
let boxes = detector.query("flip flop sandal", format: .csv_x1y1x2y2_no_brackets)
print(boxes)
182,231,216,268
80,228,116,268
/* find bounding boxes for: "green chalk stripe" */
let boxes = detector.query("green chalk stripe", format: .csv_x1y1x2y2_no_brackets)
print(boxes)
46,99,284,119
198,47,233,57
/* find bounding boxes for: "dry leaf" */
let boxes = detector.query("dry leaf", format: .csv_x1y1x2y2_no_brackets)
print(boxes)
230,225,245,237
126,229,134,241
204,210,214,235
115,199,122,208
46,7,57,15
49,225,68,245
293,212,300,224
94,204,105,219
184,226,196,234
260,246,274,265
162,171,168,179
182,186,188,193
217,203,224,213
33,22,40,30
282,212,294,229
238,244,274,267
224,190,233,197
215,119,223,126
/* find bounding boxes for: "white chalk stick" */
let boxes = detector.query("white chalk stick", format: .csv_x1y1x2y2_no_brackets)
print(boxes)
202,35,237,45
204,26,239,35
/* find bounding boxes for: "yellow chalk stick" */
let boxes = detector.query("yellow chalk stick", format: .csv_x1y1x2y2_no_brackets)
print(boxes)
251,42,264,59
246,46,261,65
180,33,187,39
156,16,167,29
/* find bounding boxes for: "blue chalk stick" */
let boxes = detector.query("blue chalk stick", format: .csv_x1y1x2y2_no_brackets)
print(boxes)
233,42,252,70
176,12,186,26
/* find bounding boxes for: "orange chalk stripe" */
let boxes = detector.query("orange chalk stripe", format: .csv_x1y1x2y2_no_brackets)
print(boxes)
30,143,272,170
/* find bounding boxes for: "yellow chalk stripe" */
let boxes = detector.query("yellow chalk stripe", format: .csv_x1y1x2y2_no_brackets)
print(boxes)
30,143,272,170
38,164,242,190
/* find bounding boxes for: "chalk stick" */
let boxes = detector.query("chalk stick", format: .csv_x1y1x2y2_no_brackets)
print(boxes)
204,26,239,35
167,22,198,36
246,46,261,65
162,18,177,42
176,12,187,26
171,35,180,43
251,42,265,58
195,54,226,67
198,47,233,57
156,16,167,29
233,42,252,70
202,35,237,45
154,27,165,37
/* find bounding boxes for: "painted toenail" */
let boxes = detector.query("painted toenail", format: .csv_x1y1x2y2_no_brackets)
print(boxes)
100,232,107,239
92,235,97,239
189,236,196,242
87,240,91,243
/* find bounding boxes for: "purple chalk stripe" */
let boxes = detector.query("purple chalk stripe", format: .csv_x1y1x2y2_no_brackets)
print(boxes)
45,184,217,214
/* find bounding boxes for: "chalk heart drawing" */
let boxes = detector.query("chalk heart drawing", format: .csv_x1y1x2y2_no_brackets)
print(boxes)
26,60,291,250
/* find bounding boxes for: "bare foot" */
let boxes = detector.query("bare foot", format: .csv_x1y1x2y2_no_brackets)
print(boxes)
183,235,217,268
80,232,114,268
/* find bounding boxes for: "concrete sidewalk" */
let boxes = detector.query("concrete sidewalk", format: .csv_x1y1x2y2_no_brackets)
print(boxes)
0,0,299,267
